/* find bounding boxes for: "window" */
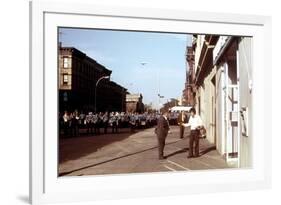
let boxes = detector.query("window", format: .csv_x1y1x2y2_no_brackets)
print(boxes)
63,57,69,68
63,74,68,85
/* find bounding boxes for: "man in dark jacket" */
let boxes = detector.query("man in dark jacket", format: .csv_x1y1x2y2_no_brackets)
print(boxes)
155,112,170,160
177,111,188,139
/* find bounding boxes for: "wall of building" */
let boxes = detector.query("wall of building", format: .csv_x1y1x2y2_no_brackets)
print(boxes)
202,69,216,144
238,37,253,168
196,83,216,144
215,65,226,155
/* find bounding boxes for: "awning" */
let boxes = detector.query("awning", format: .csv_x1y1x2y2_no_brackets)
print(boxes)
170,106,193,112
213,36,234,65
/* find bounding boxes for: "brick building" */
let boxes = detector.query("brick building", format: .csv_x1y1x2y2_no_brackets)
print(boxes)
182,44,196,106
58,46,127,112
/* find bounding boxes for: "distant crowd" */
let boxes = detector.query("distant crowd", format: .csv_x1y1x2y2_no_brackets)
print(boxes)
59,110,180,137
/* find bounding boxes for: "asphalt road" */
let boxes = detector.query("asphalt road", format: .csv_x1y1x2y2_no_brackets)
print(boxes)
59,126,231,176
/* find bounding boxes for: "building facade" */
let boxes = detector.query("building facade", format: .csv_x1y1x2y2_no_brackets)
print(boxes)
59,46,127,112
186,34,252,168
182,45,196,106
126,94,144,113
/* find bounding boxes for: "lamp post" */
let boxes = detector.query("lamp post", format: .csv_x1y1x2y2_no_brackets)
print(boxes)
158,93,164,113
95,75,110,113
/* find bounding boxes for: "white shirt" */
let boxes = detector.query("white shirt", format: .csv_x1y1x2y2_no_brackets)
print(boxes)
183,114,203,130
163,115,170,126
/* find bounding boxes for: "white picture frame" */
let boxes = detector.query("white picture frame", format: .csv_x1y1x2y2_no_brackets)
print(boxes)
30,0,272,204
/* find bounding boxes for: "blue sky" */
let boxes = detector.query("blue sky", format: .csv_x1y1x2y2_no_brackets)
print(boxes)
59,28,191,109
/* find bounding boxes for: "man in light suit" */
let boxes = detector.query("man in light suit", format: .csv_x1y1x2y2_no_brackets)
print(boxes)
183,108,203,158
155,111,170,160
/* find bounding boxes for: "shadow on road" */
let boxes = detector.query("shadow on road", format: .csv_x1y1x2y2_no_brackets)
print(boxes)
199,145,216,156
165,144,216,159
165,148,189,158
59,128,136,164
59,128,218,176
59,139,183,176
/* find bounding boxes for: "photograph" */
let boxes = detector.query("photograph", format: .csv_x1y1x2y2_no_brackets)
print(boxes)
57,28,252,177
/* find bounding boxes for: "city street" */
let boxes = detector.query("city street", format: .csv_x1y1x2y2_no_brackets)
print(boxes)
59,126,231,176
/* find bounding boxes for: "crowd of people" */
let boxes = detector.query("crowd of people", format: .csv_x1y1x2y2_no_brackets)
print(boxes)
59,110,180,137
60,107,206,160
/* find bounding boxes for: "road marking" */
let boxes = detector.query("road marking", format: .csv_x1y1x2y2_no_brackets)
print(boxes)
163,165,177,171
193,159,214,169
167,160,191,171
201,154,221,160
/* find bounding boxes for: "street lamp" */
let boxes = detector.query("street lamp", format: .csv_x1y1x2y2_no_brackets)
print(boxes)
95,75,110,113
158,93,164,112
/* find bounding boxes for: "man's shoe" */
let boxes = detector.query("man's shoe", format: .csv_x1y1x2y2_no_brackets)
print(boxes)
187,155,193,158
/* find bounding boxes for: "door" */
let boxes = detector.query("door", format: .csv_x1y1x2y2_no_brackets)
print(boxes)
224,63,240,166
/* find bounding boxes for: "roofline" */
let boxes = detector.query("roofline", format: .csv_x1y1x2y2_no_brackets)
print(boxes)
59,46,112,74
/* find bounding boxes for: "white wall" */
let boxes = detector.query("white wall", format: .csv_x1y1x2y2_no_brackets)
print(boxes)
0,1,279,205
216,65,226,155
202,70,216,144
238,37,253,168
